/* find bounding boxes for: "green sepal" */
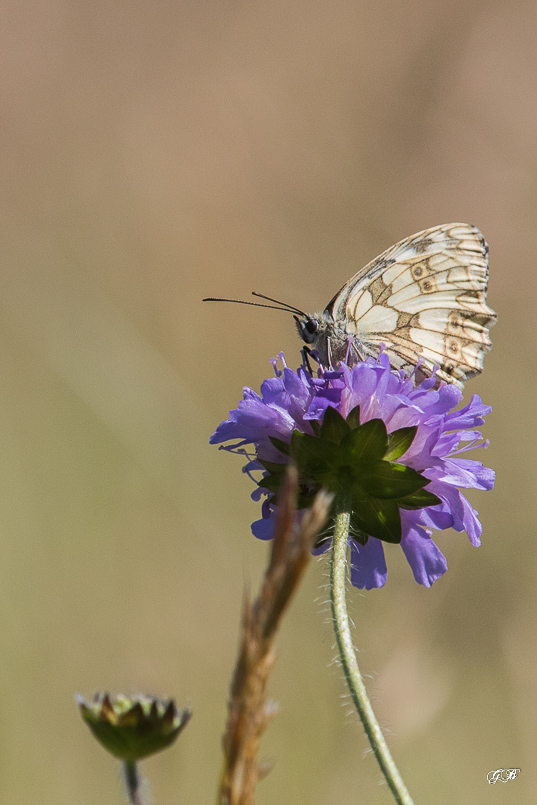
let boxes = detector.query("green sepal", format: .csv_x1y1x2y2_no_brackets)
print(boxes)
290,430,339,484
357,461,430,499
346,405,361,429
257,458,288,474
319,405,350,444
398,488,442,510
256,412,438,546
340,418,388,462
268,436,291,457
257,468,287,494
348,489,402,543
384,426,418,461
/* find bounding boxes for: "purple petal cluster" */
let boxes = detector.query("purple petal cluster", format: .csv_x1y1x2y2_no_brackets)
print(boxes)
211,353,494,589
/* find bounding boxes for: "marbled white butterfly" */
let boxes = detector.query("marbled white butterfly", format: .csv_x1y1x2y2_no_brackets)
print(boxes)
204,223,496,387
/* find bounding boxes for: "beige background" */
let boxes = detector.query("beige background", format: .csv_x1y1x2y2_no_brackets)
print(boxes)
0,1,534,803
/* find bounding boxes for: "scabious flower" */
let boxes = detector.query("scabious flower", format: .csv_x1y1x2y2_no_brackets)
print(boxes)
211,352,494,590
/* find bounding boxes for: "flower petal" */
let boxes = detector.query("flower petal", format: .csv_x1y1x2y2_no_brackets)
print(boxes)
349,538,388,589
400,523,448,587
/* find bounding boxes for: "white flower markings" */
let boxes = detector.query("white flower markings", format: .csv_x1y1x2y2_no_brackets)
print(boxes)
487,768,520,784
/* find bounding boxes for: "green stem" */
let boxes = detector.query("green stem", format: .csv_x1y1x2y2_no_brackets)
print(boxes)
123,761,144,805
330,506,414,805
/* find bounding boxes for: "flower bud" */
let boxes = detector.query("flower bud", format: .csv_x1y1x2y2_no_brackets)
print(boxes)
76,692,191,762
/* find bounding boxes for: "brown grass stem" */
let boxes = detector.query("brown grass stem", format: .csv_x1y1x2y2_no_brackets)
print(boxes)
217,467,332,805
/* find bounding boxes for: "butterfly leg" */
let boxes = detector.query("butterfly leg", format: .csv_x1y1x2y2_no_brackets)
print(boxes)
349,337,366,366
302,347,315,374
326,337,334,369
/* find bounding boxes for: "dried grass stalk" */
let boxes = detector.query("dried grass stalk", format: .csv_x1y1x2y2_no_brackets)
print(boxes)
218,467,332,805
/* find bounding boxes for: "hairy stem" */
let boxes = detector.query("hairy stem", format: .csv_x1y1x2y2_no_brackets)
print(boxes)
330,506,414,805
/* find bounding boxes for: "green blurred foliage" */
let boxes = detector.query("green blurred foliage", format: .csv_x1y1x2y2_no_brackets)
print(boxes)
0,0,534,802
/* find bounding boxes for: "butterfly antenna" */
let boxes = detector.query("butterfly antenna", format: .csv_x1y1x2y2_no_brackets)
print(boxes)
251,292,306,316
203,293,307,316
202,296,302,313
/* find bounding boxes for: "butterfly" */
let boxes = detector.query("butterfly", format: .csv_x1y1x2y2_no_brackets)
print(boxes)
204,223,496,387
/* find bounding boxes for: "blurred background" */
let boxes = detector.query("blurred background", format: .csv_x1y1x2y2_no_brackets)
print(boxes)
0,0,534,803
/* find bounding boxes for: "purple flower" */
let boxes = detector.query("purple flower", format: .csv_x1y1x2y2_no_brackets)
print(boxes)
211,352,494,590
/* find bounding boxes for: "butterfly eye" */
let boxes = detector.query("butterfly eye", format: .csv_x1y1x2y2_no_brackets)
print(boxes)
294,315,319,345
301,318,320,344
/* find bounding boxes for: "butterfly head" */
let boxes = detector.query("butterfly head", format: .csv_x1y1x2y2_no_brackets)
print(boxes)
293,314,321,344
294,310,351,367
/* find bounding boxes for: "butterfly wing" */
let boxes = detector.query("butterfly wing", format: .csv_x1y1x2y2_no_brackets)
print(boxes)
327,223,496,387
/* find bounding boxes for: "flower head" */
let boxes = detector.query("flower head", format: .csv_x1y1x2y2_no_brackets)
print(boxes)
76,692,191,762
211,352,494,590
